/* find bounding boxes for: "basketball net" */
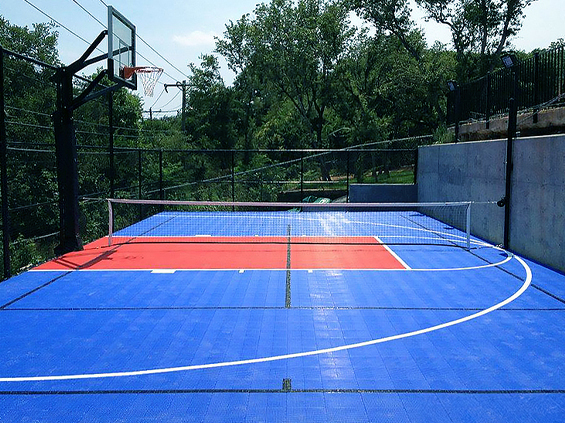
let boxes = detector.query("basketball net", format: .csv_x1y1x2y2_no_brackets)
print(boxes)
122,66,164,97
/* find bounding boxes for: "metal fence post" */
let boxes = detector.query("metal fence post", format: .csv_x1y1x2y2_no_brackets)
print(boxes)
108,91,115,198
300,154,304,200
503,97,517,250
231,150,235,203
138,148,142,220
158,149,164,211
533,52,540,124
485,72,491,129
466,203,471,251
346,150,350,202
413,148,418,184
0,46,11,278
454,87,461,142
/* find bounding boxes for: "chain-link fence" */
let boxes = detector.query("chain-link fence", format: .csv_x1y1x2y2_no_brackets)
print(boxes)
0,46,433,280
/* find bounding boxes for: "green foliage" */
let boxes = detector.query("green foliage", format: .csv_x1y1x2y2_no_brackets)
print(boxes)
0,17,60,65
0,1,547,278
217,0,356,150
415,0,538,79
347,0,422,61
10,236,45,273
186,54,237,150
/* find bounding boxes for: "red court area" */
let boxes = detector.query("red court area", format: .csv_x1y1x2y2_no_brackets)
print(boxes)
34,237,407,271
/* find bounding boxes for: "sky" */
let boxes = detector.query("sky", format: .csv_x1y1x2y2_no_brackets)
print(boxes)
1,0,564,116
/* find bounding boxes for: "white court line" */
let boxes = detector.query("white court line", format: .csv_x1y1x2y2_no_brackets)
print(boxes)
0,255,532,382
375,236,411,270
29,248,512,273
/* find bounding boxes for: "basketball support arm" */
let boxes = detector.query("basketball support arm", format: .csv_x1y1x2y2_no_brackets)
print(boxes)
51,31,125,255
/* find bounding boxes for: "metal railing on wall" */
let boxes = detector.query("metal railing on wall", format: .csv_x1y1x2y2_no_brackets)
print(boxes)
447,44,565,127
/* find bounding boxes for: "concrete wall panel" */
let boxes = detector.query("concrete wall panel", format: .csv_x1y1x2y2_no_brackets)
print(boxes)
417,134,565,271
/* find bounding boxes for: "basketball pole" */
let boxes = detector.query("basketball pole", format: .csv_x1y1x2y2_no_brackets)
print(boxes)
51,30,123,255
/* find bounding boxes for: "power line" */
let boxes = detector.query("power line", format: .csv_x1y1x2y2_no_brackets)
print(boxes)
70,0,106,28
159,90,181,109
142,109,181,114
136,33,189,79
95,0,189,79
150,87,167,109
69,0,181,83
21,0,105,56
24,0,190,113
71,0,191,107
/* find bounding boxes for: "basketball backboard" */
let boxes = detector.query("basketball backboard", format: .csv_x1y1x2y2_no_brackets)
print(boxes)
107,6,136,90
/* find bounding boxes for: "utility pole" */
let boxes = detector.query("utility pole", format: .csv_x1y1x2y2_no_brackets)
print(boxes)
164,80,189,132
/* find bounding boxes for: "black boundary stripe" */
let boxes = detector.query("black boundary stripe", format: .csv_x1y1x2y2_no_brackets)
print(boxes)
0,215,179,310
1,389,564,396
0,271,73,309
401,212,565,306
2,306,564,312
530,284,565,305
285,224,291,308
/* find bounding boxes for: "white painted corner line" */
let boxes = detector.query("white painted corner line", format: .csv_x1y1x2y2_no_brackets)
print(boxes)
374,236,411,270
0,255,532,383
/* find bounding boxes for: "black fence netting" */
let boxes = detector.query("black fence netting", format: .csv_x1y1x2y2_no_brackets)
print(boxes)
0,47,433,280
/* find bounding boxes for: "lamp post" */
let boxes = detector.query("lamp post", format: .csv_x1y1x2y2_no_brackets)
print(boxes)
447,80,460,143
500,53,519,250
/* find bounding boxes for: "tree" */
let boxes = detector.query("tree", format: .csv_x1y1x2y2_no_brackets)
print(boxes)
347,0,423,62
217,0,356,179
0,17,62,271
0,17,59,65
218,1,351,143
416,0,537,79
341,1,456,137
185,54,237,151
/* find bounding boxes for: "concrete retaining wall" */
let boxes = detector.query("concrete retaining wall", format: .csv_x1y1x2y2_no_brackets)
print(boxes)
417,134,565,272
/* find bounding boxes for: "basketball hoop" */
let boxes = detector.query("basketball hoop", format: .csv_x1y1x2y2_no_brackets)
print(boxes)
121,66,164,97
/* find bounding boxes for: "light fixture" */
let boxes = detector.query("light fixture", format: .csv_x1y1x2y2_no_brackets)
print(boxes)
501,53,518,69
447,80,458,92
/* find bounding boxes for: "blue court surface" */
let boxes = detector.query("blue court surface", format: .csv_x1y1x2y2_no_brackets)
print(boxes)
1,209,565,422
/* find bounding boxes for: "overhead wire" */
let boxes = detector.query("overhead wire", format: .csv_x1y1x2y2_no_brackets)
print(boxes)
23,0,188,102
136,33,190,79
149,87,167,109
21,0,105,56
143,110,182,115
95,0,190,79
20,0,196,114
67,0,183,82
158,90,182,109
70,0,106,27
69,0,191,111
